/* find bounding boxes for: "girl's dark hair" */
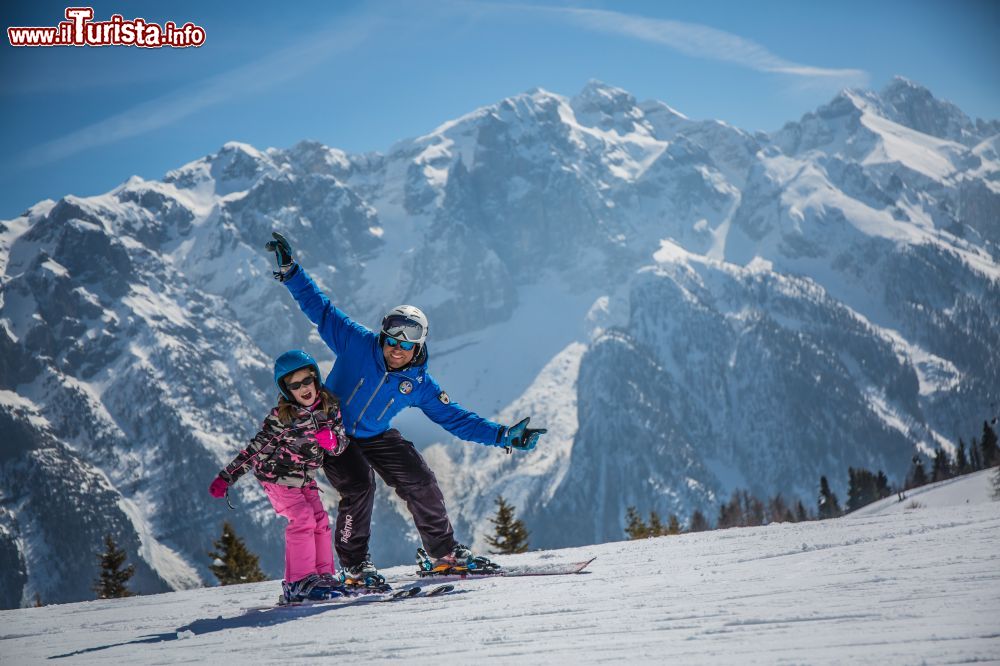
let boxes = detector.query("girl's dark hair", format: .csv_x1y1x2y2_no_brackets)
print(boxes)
276,373,340,424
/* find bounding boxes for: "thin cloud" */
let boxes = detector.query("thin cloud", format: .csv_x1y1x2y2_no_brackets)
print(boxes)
512,4,869,87
15,14,381,170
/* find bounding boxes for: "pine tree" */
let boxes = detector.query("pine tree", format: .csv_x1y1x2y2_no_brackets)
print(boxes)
625,506,649,540
731,490,746,527
744,492,766,527
875,471,892,499
666,514,681,535
208,521,267,585
716,501,732,530
485,496,530,554
970,437,982,471
847,468,865,512
717,492,742,529
817,476,842,520
981,421,999,468
767,494,791,524
93,534,135,599
795,500,810,522
648,511,665,537
767,494,783,523
993,465,1000,500
847,467,891,512
688,510,709,532
906,456,928,489
931,448,953,482
956,439,969,475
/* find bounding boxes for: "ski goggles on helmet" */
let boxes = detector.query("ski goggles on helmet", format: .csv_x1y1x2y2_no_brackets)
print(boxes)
384,336,416,351
382,314,425,343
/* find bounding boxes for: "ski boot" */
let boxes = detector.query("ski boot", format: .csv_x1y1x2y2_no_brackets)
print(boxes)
417,545,502,576
317,572,348,598
280,574,331,604
339,558,388,591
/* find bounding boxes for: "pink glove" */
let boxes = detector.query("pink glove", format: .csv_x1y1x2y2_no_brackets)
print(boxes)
315,428,336,451
209,476,229,498
315,428,347,456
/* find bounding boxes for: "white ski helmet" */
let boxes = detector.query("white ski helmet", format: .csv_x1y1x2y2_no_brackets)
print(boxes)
381,305,429,345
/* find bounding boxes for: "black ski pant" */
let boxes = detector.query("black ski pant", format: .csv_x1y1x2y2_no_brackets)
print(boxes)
322,429,457,567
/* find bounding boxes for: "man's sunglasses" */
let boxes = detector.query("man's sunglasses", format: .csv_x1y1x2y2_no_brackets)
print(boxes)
285,375,317,391
385,337,416,351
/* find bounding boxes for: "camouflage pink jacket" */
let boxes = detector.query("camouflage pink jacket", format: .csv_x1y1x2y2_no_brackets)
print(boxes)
220,402,346,488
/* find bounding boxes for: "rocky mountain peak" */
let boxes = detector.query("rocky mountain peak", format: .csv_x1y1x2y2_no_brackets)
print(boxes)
570,79,649,135
278,140,353,177
876,76,976,144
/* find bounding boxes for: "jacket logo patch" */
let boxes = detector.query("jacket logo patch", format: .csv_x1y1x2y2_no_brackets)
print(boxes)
399,380,413,395
438,391,450,405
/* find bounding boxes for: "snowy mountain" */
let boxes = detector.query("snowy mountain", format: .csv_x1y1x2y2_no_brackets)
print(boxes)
2,77,998,608
2,469,997,663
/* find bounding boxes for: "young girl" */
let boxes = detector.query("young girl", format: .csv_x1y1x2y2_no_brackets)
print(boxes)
208,350,347,603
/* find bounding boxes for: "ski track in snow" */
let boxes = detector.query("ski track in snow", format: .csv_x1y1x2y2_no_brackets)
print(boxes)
3,472,998,664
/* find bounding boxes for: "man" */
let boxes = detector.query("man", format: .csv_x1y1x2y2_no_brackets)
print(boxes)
265,232,546,587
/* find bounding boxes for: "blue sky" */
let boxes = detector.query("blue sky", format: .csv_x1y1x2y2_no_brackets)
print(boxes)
1,0,997,219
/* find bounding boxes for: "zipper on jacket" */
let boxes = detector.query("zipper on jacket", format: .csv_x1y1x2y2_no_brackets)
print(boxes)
345,377,365,406
376,398,395,422
352,372,388,436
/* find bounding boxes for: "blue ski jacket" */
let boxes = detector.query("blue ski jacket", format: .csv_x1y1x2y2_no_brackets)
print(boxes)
283,266,505,445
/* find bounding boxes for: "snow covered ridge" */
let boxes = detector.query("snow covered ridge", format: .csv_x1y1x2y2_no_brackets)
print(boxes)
1,77,998,609
2,472,998,664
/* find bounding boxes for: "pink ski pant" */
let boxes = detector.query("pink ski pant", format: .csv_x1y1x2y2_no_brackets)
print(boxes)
261,482,335,582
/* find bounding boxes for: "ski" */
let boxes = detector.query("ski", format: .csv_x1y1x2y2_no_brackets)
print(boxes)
413,557,596,581
503,557,596,576
423,583,455,596
243,583,455,613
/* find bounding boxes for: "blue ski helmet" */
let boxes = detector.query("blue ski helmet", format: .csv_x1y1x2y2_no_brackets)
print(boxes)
273,350,321,400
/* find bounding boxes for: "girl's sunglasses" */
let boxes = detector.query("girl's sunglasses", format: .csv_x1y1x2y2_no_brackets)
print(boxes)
286,375,316,391
385,337,416,351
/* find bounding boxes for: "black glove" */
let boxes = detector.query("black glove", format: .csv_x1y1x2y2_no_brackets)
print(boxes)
264,231,296,281
500,417,547,453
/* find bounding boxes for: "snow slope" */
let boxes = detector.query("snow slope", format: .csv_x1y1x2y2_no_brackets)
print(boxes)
2,472,997,664
853,467,997,516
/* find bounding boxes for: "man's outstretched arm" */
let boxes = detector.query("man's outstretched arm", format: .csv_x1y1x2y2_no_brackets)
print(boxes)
417,375,545,451
267,232,371,355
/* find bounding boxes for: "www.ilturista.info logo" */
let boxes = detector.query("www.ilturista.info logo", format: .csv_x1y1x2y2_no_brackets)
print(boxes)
7,7,206,48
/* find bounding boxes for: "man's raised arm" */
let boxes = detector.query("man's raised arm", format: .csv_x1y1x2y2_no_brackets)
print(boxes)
266,231,371,356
